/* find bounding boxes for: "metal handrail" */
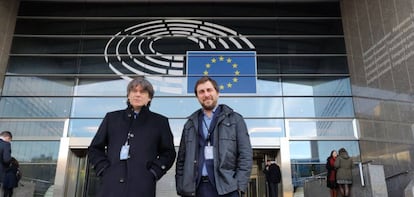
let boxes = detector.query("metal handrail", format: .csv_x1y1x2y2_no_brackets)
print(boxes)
21,176,53,184
386,170,409,180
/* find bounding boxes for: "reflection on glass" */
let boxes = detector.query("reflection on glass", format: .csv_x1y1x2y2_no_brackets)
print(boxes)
284,97,354,117
6,56,79,74
71,98,125,118
20,164,56,196
282,77,351,96
69,119,102,137
290,140,360,163
151,97,284,118
11,37,81,54
76,76,283,96
12,141,60,163
288,119,355,137
3,76,75,96
245,119,284,137
0,97,72,118
256,78,282,95
0,120,65,137
76,78,128,96
220,98,283,117
280,56,349,74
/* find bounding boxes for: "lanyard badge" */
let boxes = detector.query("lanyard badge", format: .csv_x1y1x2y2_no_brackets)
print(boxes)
204,142,214,160
120,140,130,160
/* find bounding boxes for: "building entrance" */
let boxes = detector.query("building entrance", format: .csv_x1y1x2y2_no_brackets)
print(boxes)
249,149,281,197
63,148,281,197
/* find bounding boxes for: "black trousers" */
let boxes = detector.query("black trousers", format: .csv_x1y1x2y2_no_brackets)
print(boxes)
267,182,278,197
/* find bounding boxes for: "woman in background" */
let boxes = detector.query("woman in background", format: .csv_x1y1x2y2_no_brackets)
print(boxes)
335,148,353,197
326,150,338,197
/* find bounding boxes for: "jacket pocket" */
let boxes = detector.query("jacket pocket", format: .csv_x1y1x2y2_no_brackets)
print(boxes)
219,122,237,169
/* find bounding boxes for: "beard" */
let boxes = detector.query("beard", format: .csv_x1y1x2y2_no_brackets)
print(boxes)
200,98,217,111
202,103,215,111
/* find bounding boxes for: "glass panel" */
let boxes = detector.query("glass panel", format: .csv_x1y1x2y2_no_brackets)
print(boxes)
283,97,354,118
256,77,282,96
12,141,60,163
152,97,284,118
15,18,342,36
69,118,186,144
0,119,65,137
257,56,281,74
282,77,351,96
150,98,199,118
7,56,79,74
13,141,58,196
71,98,125,118
78,56,115,74
0,97,72,118
257,56,349,74
250,37,346,54
15,19,83,35
164,119,284,145
213,19,343,35
280,56,349,74
173,118,285,147
168,119,186,142
18,2,340,17
75,78,129,96
220,97,283,117
246,119,284,137
83,20,141,35
20,164,56,197
274,19,343,35
10,37,345,55
3,76,75,96
71,97,284,118
10,37,81,54
290,140,360,163
287,119,355,137
76,76,281,96
69,119,102,137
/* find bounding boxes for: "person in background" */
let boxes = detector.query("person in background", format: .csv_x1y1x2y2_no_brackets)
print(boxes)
0,131,12,186
263,160,282,197
3,157,21,197
334,148,353,197
88,77,176,197
326,150,338,197
175,76,253,197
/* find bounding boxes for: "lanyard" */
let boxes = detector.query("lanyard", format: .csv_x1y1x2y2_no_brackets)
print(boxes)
202,117,215,145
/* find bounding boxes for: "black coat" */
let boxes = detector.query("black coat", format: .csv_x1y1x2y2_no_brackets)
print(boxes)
88,106,176,197
0,139,12,182
263,163,281,183
3,166,19,189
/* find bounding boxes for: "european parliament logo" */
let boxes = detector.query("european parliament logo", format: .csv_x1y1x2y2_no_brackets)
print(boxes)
187,51,257,94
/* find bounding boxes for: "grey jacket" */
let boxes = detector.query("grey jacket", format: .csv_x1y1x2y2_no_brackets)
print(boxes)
175,104,253,196
334,150,353,182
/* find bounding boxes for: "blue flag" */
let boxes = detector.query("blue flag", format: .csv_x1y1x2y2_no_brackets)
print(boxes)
187,51,257,94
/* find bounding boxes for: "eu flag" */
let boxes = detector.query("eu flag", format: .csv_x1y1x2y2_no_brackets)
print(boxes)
187,51,257,94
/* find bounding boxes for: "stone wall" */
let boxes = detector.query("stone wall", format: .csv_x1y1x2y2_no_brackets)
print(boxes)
340,0,414,196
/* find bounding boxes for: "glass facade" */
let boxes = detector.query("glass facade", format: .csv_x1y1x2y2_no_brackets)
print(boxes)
0,1,359,196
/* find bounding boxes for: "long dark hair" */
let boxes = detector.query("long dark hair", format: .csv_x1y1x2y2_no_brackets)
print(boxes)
10,157,19,168
327,150,336,160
